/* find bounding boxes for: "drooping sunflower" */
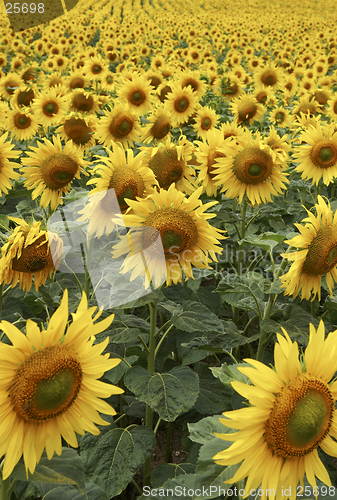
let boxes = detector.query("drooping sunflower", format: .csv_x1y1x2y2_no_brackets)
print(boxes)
56,112,97,152
94,100,141,149
116,73,154,115
6,107,40,141
20,135,88,210
292,123,337,186
112,184,226,287
213,132,289,206
31,87,70,127
164,83,199,127
280,196,337,302
0,132,21,196
0,288,123,479
0,217,63,292
213,320,337,499
140,135,195,194
230,96,266,127
77,145,157,238
192,105,219,140
139,105,172,145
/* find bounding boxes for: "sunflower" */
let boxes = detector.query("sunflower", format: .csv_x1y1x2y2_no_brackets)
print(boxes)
0,217,63,292
83,55,107,81
0,132,21,196
327,96,337,122
280,196,337,302
263,127,291,168
94,100,141,149
253,85,276,108
293,95,318,117
230,96,266,127
0,288,123,479
311,88,331,112
269,106,292,128
69,89,100,115
65,71,90,91
193,128,227,196
7,108,40,141
100,72,116,93
213,320,337,499
254,63,284,89
20,135,87,210
139,105,172,145
57,112,97,152
192,105,219,140
112,184,226,287
9,85,36,109
31,87,70,127
215,74,243,101
77,145,157,238
292,123,337,186
140,135,195,194
177,70,207,100
219,122,246,143
116,74,154,115
0,72,23,100
213,132,289,206
164,83,199,127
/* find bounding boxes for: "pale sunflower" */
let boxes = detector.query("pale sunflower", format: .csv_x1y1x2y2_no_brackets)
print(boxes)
31,87,70,127
116,74,154,115
139,105,172,145
0,132,21,196
0,217,63,292
230,96,266,127
164,83,199,127
292,123,337,186
0,288,123,479
280,196,337,302
213,133,289,206
192,106,219,140
77,144,157,238
20,135,87,210
140,135,195,194
94,100,141,149
214,320,337,500
112,184,226,287
7,108,39,141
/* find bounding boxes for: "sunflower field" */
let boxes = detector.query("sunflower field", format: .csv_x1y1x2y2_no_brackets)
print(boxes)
1,0,337,499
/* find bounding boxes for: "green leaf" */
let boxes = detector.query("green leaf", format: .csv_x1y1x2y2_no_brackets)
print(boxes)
210,362,251,386
151,463,196,488
41,482,109,499
80,425,155,498
193,363,232,415
260,306,319,345
188,415,229,445
124,365,200,421
104,355,139,384
10,448,86,496
170,301,223,333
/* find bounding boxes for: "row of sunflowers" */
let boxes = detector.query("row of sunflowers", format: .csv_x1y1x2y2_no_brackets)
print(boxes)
1,0,337,499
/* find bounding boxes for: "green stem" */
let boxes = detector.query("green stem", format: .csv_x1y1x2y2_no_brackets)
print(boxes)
164,422,173,463
143,301,158,488
154,324,174,358
0,477,10,500
84,236,94,299
132,478,142,496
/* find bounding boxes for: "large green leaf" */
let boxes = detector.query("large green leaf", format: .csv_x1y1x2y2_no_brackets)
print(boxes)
193,363,232,415
170,301,224,333
41,482,109,499
124,365,200,421
80,425,155,498
151,463,196,488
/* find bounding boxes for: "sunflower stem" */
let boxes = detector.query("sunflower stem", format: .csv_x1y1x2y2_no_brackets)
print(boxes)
143,301,158,487
164,421,173,463
84,235,94,298
0,468,11,500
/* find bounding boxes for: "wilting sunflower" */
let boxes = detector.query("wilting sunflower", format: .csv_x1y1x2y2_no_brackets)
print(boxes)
140,135,195,194
57,112,97,152
116,73,154,115
20,135,87,210
292,123,337,186
0,132,21,196
280,196,337,302
0,288,123,479
7,107,40,141
77,144,157,238
164,83,199,127
213,132,289,206
94,100,141,149
31,87,70,127
192,106,219,140
112,184,226,287
193,128,227,196
139,105,172,144
0,217,63,292
213,320,337,499
230,96,266,127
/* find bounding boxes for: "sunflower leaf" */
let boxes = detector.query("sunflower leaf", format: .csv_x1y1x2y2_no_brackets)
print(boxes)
170,300,224,333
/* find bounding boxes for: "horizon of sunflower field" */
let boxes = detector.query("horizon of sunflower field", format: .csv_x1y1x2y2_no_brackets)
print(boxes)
1,0,337,499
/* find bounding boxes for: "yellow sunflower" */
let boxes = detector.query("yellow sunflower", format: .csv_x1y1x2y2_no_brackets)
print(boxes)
112,184,226,287
213,132,289,206
94,100,141,149
140,135,195,194
77,144,157,238
192,105,219,140
327,96,337,122
65,71,90,91
164,83,199,127
9,85,36,110
254,62,284,89
56,112,97,152
177,70,207,100
116,73,154,115
82,55,107,81
292,123,337,186
69,89,100,115
20,135,87,210
139,105,172,145
280,196,337,302
0,288,123,479
6,107,40,141
219,122,246,142
0,132,21,196
269,106,292,128
31,87,70,127
215,74,243,101
0,217,63,292
230,96,266,127
214,320,337,500
0,72,23,100
293,95,318,118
